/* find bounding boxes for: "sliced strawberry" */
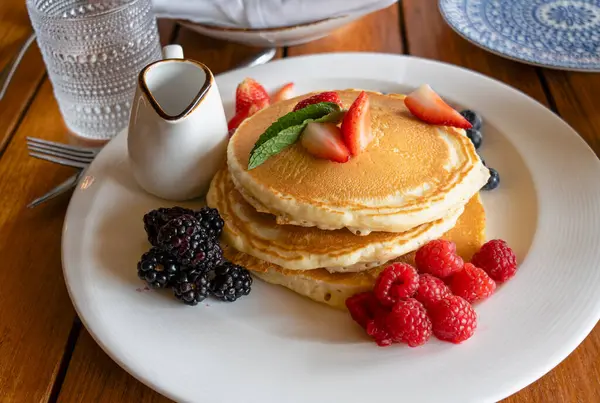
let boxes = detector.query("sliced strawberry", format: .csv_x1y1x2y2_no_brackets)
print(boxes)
341,91,373,156
272,82,294,103
404,84,472,129
293,91,342,112
301,122,350,163
227,97,269,134
235,78,270,114
228,108,249,133
247,97,269,115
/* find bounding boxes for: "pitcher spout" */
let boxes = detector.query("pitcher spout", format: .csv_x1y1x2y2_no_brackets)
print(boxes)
139,57,214,121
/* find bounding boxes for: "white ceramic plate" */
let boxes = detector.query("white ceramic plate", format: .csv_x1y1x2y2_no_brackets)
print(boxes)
62,53,600,403
179,14,361,47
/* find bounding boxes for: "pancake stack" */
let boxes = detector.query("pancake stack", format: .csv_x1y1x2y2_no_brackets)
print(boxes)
207,90,490,309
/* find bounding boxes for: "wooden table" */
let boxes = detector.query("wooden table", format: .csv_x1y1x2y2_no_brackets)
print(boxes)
1,1,598,401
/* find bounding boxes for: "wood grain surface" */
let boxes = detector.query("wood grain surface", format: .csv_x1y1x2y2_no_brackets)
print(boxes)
57,330,172,403
0,2,599,402
0,81,76,403
542,70,600,156
0,0,45,155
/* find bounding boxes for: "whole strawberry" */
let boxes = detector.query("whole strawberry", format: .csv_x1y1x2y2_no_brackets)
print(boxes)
385,298,432,347
373,263,419,307
471,239,517,283
293,91,343,111
430,296,477,343
449,263,496,303
415,239,464,278
414,274,452,309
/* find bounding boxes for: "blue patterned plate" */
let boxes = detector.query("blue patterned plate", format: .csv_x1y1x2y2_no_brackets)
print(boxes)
439,0,600,71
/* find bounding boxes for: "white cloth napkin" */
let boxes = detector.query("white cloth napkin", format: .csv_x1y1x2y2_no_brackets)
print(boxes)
153,0,397,29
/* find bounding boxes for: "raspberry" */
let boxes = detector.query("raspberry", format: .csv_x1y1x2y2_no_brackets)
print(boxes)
366,313,393,347
346,292,392,346
414,274,451,309
430,296,477,343
471,239,518,283
346,291,383,329
385,298,432,347
449,263,496,303
373,263,419,307
293,91,343,111
415,240,464,278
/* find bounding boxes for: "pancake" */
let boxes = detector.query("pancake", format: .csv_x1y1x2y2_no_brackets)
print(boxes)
228,90,489,234
207,168,465,272
223,194,486,310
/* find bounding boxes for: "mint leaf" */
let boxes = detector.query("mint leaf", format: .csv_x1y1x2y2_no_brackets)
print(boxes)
247,107,345,170
248,124,305,170
250,102,341,154
315,110,345,124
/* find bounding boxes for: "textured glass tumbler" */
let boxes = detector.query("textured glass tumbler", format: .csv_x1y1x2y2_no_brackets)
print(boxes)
26,0,162,140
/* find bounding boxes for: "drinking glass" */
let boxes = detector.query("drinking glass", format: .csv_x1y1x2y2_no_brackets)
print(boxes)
26,0,162,140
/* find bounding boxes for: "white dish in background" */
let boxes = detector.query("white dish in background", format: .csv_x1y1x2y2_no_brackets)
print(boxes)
62,53,600,403
179,14,361,47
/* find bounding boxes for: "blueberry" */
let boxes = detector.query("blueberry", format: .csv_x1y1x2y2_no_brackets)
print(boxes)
482,168,500,191
460,110,483,130
466,129,482,149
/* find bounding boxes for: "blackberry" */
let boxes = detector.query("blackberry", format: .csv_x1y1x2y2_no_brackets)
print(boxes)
173,271,210,306
209,261,252,302
143,207,194,246
482,167,500,191
194,207,224,238
158,215,223,271
460,109,483,130
466,128,482,149
202,239,224,271
137,247,180,289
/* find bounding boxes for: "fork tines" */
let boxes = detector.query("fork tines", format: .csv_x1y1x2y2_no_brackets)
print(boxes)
26,137,100,157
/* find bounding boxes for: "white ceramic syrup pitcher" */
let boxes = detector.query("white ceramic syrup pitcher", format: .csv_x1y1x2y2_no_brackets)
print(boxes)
127,45,228,201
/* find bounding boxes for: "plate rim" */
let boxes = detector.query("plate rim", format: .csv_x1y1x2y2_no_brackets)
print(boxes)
61,52,600,403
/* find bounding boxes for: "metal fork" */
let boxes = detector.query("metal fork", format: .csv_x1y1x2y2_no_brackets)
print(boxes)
0,33,36,101
27,137,99,168
27,172,84,208
26,138,99,207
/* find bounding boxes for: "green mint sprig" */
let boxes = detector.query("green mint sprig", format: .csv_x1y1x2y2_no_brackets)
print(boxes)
247,102,344,170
